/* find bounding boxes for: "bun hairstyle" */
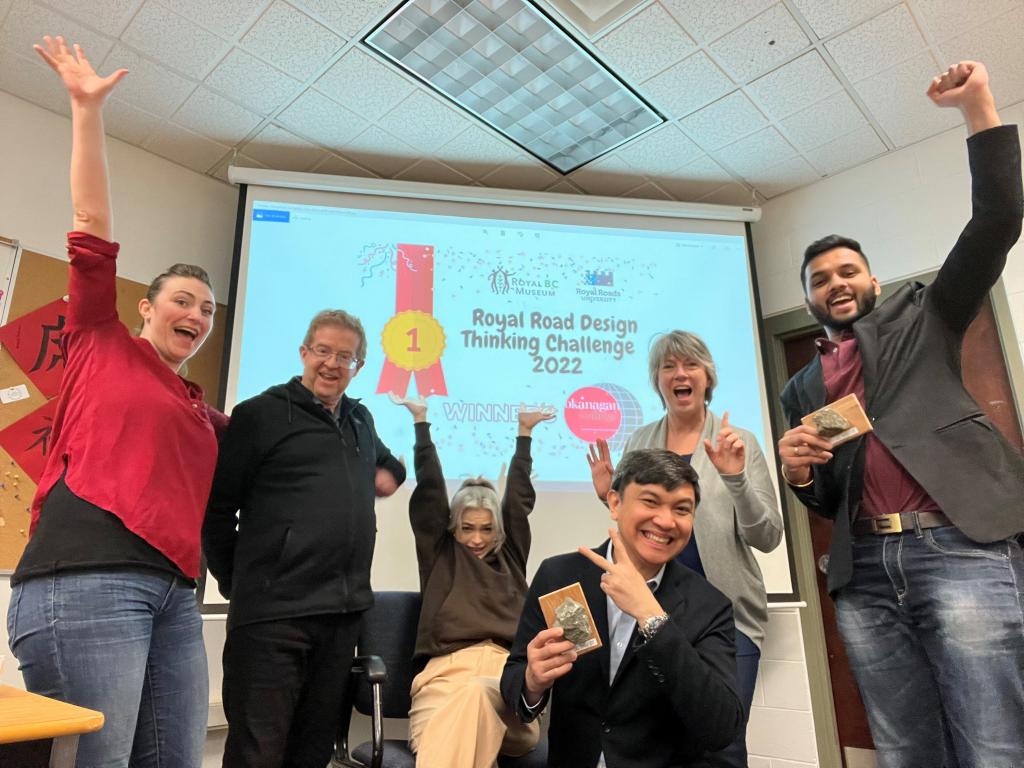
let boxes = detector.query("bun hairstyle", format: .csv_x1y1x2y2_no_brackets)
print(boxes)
449,476,505,553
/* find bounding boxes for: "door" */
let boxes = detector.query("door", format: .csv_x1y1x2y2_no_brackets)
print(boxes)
781,295,1024,766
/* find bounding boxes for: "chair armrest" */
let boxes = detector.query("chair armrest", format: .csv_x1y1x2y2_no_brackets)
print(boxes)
352,654,388,685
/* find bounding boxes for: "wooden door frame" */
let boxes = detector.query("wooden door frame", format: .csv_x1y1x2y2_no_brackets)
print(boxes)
759,271,1024,767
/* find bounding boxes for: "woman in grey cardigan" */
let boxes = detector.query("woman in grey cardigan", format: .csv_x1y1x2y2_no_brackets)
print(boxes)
588,330,782,768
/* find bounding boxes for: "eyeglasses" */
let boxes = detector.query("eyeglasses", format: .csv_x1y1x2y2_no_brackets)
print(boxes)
305,345,361,371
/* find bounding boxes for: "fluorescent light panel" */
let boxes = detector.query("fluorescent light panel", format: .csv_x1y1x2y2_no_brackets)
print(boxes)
364,0,663,173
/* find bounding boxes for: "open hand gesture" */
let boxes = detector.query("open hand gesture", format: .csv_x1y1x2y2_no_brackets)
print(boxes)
578,529,664,623
586,438,614,501
704,411,745,476
518,405,556,436
389,392,427,423
35,36,127,106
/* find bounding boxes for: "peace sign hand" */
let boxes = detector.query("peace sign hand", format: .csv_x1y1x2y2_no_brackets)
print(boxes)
704,411,745,476
578,529,664,623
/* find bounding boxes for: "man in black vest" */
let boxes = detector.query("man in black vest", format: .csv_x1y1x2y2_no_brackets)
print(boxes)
778,61,1024,767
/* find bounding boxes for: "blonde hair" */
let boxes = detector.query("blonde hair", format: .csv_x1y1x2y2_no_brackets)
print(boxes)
449,477,505,553
648,330,718,406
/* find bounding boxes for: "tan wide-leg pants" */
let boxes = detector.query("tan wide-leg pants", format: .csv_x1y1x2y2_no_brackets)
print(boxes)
408,641,540,768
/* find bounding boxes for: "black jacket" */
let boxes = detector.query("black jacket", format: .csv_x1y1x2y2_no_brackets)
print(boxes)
501,545,743,768
203,377,406,629
781,125,1024,594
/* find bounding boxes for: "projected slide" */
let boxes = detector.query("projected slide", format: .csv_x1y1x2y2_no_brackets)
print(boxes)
237,201,763,487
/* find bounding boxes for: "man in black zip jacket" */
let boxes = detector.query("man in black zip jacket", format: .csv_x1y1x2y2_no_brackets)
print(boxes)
204,309,405,768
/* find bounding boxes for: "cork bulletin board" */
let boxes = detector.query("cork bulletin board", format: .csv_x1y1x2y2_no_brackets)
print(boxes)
0,241,226,571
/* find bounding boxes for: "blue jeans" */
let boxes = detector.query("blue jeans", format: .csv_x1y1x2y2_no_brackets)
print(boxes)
835,527,1024,768
6,570,208,768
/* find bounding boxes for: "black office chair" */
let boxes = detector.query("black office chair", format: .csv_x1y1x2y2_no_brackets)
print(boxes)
333,591,547,768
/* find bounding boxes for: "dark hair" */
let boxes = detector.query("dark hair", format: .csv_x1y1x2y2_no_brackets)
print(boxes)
303,309,368,361
145,263,213,303
800,235,870,288
611,449,701,507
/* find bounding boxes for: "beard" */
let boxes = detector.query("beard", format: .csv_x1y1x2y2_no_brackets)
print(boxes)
806,289,878,332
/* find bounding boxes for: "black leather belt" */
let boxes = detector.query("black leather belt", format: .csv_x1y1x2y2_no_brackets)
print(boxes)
852,510,952,536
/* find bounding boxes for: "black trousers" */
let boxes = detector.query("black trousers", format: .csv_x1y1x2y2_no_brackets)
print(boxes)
222,612,362,768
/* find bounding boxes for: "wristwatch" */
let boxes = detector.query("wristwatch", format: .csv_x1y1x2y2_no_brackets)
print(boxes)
639,613,669,641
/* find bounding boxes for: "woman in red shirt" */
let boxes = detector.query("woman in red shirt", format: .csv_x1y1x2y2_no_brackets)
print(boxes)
5,37,224,767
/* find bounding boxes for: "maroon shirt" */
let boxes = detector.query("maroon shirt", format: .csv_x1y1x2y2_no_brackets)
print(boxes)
817,334,940,518
28,232,227,577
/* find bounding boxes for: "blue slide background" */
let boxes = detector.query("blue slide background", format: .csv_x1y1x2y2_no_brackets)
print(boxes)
237,200,767,487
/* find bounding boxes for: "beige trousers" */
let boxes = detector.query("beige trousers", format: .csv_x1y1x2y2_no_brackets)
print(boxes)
408,641,540,768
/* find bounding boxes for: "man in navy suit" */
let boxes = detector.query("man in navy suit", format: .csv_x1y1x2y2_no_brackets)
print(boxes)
501,449,742,768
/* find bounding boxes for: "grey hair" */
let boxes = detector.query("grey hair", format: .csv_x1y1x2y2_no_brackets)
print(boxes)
611,449,701,507
449,477,505,553
648,330,718,406
303,310,367,360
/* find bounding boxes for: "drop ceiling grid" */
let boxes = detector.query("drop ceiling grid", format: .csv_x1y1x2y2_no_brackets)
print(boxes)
0,0,1019,201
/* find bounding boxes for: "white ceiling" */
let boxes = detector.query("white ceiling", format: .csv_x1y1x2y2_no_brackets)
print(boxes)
0,0,1021,203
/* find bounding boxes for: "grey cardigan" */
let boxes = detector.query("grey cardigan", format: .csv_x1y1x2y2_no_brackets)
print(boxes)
623,409,783,648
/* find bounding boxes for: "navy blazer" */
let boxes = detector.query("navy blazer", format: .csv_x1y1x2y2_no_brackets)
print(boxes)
781,125,1024,594
501,543,743,768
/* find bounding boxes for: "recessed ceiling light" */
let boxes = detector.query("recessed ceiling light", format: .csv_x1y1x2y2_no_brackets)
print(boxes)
364,0,664,173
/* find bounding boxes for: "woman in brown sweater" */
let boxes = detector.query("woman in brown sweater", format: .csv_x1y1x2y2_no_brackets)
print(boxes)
394,397,554,768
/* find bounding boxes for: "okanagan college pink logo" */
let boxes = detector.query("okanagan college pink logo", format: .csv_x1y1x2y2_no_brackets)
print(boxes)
564,384,643,448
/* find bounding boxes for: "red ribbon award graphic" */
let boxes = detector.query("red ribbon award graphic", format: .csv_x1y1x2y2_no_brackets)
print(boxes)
376,244,447,398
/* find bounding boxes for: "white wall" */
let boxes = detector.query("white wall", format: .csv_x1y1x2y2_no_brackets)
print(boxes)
748,101,1024,768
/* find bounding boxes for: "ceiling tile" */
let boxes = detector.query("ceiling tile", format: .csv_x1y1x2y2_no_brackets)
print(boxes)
699,181,756,206
276,88,369,149
678,90,767,150
779,89,867,150
297,0,393,37
481,160,561,191
641,51,734,118
595,3,695,83
435,124,519,179
747,51,842,119
853,51,961,147
0,0,12,20
205,47,302,115
745,155,820,197
315,48,413,122
121,1,229,80
714,126,797,177
380,89,471,153
654,154,735,200
310,152,377,178
622,181,673,200
155,0,268,40
242,123,330,171
912,0,1019,42
804,123,886,175
662,0,774,44
789,0,893,38
938,6,1024,108
0,45,70,116
100,43,197,118
546,179,584,194
709,3,810,82
396,158,473,185
1,0,116,65
340,126,419,177
171,86,263,144
49,0,138,35
241,0,343,81
569,154,646,195
615,123,703,175
825,4,926,82
143,122,230,173
103,96,162,145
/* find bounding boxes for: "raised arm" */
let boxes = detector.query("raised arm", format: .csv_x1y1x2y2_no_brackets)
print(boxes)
35,36,126,241
926,62,1023,333
502,407,555,565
